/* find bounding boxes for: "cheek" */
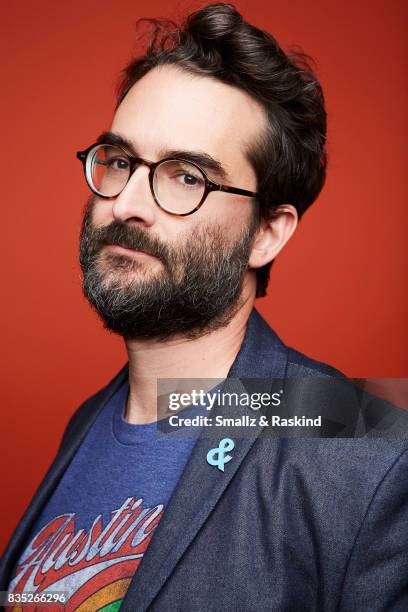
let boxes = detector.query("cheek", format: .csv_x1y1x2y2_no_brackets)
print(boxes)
194,192,255,233
90,199,114,228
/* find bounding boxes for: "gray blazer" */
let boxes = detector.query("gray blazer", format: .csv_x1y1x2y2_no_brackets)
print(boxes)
1,309,407,611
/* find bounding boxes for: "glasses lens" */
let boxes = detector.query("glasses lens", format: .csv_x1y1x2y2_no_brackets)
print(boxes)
86,144,130,197
153,160,206,214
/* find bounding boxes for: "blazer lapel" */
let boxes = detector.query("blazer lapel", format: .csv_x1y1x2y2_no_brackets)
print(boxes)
120,308,288,611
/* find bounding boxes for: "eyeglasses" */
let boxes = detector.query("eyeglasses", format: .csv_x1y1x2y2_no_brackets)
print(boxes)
76,142,259,216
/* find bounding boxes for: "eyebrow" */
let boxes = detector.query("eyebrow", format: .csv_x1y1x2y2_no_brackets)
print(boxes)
96,131,229,181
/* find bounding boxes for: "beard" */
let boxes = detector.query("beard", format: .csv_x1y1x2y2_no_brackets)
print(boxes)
79,198,259,341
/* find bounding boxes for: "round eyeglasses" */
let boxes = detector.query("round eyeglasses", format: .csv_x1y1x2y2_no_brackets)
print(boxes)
76,143,260,216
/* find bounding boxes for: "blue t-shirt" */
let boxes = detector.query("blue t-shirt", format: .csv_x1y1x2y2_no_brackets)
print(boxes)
8,378,203,611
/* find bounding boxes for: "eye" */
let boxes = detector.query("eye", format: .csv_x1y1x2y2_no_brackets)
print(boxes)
175,173,204,188
106,156,130,171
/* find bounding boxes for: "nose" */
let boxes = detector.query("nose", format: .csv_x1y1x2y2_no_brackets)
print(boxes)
111,165,156,227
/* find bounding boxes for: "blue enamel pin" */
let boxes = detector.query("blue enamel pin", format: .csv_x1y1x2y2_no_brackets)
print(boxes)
207,438,235,472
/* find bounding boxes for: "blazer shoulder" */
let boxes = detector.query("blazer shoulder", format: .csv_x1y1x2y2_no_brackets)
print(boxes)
284,346,408,460
285,345,347,379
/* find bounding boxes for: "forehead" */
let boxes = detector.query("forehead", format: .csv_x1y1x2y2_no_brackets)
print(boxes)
111,65,267,178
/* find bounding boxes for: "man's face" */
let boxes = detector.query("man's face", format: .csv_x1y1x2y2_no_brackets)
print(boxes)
80,65,268,340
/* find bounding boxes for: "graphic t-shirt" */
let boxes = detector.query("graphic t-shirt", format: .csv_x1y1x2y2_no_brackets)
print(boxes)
7,379,202,611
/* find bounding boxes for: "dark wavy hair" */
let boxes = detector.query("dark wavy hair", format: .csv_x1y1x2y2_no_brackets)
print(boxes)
117,3,327,297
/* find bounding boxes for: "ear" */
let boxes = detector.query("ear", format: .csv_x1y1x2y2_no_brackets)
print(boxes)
248,204,298,269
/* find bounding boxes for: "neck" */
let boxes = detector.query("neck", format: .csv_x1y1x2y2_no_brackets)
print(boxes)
123,278,255,424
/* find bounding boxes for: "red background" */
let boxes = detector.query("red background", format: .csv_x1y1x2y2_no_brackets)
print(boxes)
1,0,407,553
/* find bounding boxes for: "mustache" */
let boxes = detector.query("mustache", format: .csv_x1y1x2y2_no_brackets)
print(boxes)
83,218,171,265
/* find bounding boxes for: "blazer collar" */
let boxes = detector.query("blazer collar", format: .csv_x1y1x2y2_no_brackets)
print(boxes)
229,307,287,379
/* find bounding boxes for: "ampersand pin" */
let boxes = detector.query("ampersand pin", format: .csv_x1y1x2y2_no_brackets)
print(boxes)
206,438,235,472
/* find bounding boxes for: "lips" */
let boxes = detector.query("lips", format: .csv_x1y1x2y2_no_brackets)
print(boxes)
107,241,140,251
118,243,140,252
107,242,155,258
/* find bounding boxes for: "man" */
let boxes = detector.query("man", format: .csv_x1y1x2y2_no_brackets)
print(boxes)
1,3,407,611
